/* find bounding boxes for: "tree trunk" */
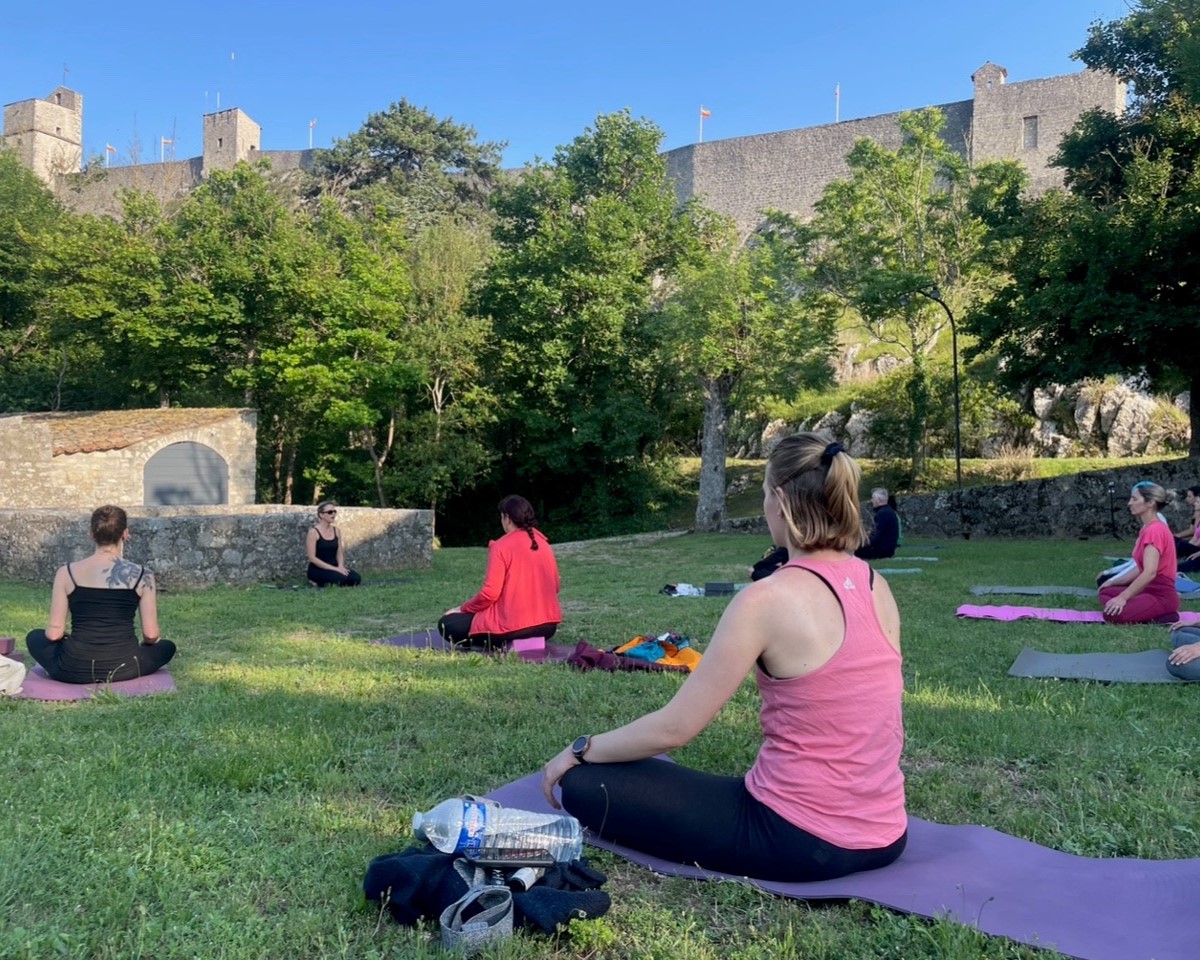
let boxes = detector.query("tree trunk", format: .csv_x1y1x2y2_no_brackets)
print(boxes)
271,424,285,503
906,359,929,487
695,375,733,532
283,445,296,505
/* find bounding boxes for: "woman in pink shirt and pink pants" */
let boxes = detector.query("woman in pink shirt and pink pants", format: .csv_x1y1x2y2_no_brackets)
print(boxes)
542,433,907,881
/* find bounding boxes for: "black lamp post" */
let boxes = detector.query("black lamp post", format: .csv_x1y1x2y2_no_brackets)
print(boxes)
913,286,965,534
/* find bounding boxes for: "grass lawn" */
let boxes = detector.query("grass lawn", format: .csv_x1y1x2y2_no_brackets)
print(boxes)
2,533,1198,959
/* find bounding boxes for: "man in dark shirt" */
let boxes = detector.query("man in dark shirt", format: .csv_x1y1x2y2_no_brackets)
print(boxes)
855,487,900,560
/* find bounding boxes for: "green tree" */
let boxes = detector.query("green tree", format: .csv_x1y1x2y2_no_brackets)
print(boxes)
401,218,496,516
292,202,418,508
808,108,1025,483
967,0,1200,454
313,99,504,229
662,211,838,531
30,190,226,410
167,163,420,505
0,151,63,408
477,110,692,531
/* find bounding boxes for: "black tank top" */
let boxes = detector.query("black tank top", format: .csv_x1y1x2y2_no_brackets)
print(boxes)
59,563,144,670
313,529,339,565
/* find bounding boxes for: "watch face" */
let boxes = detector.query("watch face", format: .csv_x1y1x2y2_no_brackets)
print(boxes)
572,735,590,757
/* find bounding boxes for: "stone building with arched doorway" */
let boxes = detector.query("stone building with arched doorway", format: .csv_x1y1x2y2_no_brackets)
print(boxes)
0,408,435,586
0,408,256,508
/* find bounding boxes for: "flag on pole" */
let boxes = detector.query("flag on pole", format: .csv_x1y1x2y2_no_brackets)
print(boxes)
161,137,173,145
105,144,117,153
700,107,712,118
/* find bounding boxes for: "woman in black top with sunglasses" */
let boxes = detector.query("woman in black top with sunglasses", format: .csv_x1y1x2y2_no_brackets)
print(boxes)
306,502,362,587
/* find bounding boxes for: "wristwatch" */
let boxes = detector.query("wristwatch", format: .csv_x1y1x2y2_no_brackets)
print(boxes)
570,734,593,764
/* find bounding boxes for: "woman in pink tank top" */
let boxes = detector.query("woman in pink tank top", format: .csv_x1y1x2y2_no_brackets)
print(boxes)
541,432,907,881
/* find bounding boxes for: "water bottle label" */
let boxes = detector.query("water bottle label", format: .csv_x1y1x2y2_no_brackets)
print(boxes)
456,800,488,853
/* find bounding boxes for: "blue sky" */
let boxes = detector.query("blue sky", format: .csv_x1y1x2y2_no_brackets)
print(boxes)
2,0,1130,169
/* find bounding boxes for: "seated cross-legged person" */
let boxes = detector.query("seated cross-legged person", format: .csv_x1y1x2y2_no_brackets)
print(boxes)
1171,485,1200,574
306,502,362,587
25,505,176,683
541,434,907,882
854,488,900,560
1099,482,1180,625
438,495,562,648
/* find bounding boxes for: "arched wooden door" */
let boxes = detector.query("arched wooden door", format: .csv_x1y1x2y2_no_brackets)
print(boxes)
143,442,229,505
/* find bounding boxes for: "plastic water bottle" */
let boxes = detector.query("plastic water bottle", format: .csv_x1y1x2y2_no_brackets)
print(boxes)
412,797,584,862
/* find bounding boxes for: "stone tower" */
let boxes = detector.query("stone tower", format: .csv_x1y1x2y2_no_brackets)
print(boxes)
2,86,83,183
968,61,1124,194
202,108,261,175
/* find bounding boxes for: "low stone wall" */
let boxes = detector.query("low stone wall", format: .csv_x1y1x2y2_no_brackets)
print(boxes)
723,458,1200,541
0,505,432,587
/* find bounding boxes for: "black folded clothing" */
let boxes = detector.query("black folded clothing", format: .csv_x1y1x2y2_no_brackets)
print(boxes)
364,843,611,933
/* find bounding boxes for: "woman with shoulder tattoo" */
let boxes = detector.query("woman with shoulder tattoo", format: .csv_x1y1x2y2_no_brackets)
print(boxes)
25,505,176,683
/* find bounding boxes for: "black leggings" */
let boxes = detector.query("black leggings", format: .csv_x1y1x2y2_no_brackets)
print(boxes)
26,630,177,684
436,612,558,645
307,565,362,587
561,758,906,882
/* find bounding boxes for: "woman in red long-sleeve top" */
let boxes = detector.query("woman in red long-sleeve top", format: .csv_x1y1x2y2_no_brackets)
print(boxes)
438,495,562,647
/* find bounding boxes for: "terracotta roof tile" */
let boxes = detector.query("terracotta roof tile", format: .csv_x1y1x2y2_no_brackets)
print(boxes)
20,409,249,456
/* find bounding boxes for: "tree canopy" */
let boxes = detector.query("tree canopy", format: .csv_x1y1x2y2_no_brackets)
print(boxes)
662,211,838,530
473,110,694,535
312,99,505,228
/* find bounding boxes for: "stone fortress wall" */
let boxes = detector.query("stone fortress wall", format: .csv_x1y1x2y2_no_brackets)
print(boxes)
57,148,316,219
665,64,1125,233
6,62,1122,227
2,86,315,218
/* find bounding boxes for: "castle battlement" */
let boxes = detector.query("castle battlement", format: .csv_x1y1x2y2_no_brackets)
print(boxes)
664,63,1124,232
3,62,1123,226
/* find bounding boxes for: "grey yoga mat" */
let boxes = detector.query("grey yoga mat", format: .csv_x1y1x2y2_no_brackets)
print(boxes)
971,585,1097,598
1007,646,1188,683
487,771,1200,960
372,629,574,663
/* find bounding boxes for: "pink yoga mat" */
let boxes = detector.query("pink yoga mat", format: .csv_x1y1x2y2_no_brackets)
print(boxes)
12,664,176,701
956,604,1200,625
487,769,1200,960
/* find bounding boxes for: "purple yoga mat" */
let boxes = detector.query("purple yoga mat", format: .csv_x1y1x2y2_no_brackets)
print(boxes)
486,771,1200,960
12,664,176,701
373,630,574,663
956,604,1200,625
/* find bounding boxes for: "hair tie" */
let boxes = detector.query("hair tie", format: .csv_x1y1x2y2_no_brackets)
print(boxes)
820,442,843,466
